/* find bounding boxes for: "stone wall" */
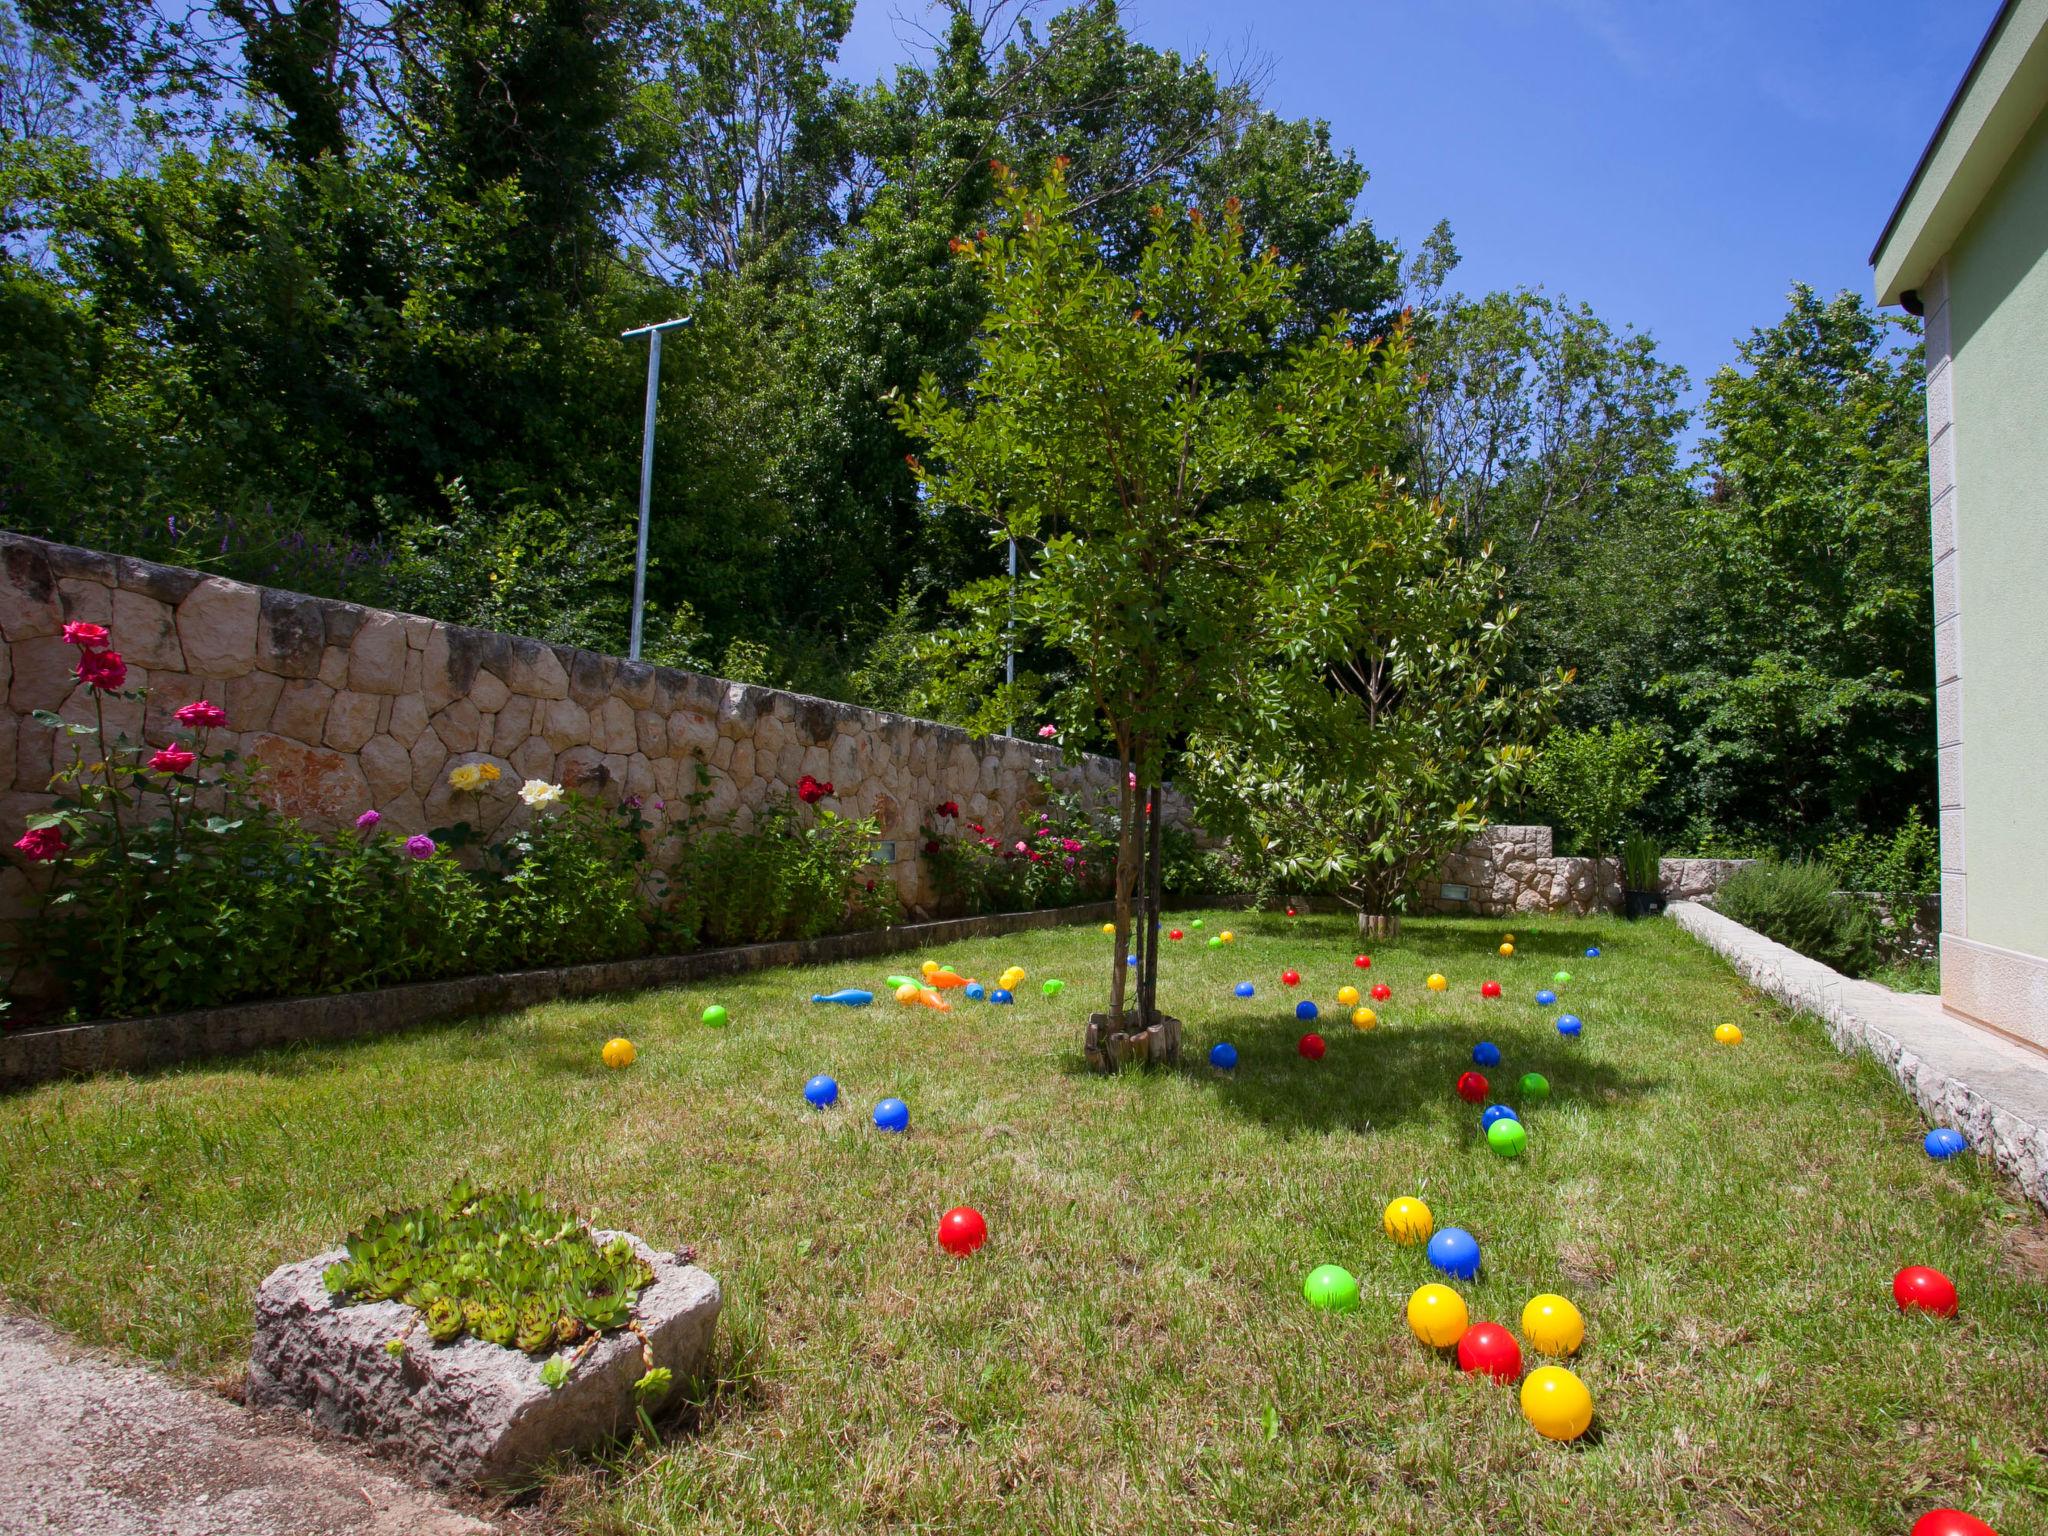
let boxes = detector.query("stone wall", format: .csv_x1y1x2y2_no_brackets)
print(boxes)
0,534,1166,925
1420,825,1750,917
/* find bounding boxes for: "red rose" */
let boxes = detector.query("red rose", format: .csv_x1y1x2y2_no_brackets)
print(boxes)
923,839,940,855
938,801,960,819
13,826,67,862
62,621,110,649
174,700,228,730
149,744,196,775
75,648,127,691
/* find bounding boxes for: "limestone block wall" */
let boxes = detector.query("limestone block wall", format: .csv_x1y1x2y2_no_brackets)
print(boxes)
1420,825,1750,917
0,534,1167,922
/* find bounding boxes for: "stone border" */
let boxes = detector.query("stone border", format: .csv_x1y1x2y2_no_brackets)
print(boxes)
0,901,1124,1091
1671,899,2048,1209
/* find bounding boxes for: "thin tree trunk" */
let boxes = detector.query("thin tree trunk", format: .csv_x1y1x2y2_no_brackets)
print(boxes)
1107,748,1136,1033
1142,781,1165,1035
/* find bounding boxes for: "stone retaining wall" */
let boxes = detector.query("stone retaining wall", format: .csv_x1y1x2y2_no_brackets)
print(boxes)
1420,825,1750,916
0,534,1172,926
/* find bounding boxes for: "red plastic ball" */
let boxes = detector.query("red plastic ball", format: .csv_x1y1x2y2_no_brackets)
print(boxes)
1893,1265,1959,1318
1455,1321,1523,1383
1910,1511,2001,1536
1480,980,1503,999
1354,955,1371,969
1370,983,1391,1002
1298,1032,1326,1060
1169,929,1184,940
1281,969,1301,987
1286,906,1297,917
1456,1071,1489,1103
938,1206,987,1256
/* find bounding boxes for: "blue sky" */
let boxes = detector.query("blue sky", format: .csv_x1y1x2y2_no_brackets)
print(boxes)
836,0,1993,417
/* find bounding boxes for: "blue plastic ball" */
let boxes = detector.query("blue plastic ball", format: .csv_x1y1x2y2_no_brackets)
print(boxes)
872,1097,909,1133
1209,1042,1239,1070
990,988,1014,1005
1295,1000,1319,1022
1585,946,1602,958
1127,953,1138,966
1480,1104,1520,1131
1234,981,1255,998
1472,1041,1502,1067
1535,988,1557,1006
1924,1127,1967,1160
1426,1226,1481,1279
803,1074,839,1108
1556,1014,1584,1038
964,982,985,1001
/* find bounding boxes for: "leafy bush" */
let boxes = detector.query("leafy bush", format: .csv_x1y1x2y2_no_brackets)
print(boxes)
919,782,1117,916
671,800,897,947
1621,834,1661,891
1530,722,1665,858
482,795,649,970
1819,809,1939,950
1711,857,1877,975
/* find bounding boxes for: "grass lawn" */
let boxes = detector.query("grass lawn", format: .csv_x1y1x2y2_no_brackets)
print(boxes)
3,912,2047,1535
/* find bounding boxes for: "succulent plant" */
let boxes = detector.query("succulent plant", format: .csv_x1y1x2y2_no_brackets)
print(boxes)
321,1185,654,1356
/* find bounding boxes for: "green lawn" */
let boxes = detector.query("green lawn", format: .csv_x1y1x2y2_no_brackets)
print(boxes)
3,913,2046,1535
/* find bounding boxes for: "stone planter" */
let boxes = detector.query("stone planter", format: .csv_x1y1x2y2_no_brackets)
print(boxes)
1083,1010,1182,1071
248,1231,720,1488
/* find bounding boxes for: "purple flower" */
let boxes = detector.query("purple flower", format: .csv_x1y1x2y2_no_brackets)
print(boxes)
356,809,382,832
404,834,435,860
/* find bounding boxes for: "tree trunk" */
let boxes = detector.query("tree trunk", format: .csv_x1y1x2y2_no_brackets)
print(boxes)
1106,749,1137,1034
1359,911,1401,940
1140,782,1165,1042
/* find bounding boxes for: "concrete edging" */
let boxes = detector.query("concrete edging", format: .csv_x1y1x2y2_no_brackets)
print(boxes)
1670,899,2048,1210
0,901,1126,1091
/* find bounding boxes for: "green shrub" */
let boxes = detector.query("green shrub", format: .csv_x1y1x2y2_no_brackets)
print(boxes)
1819,809,1939,950
482,794,648,970
1529,722,1665,857
1621,834,1661,891
672,800,896,946
1712,857,1877,975
918,782,1117,916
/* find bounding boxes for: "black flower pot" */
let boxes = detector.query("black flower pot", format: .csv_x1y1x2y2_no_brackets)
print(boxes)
1623,888,1666,921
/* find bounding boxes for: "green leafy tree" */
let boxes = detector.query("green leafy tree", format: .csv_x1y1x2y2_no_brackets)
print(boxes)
897,164,1428,1061
1527,721,1664,858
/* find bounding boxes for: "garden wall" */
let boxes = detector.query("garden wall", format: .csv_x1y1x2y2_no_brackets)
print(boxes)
0,533,1176,926
1420,824,1749,917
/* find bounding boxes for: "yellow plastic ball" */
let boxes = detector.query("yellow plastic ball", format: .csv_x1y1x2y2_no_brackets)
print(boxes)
921,960,940,977
1102,923,1115,936
1351,1006,1378,1031
1383,1197,1432,1245
1426,973,1448,992
1502,932,1515,942
1499,942,1515,958
1336,985,1360,1007
1219,930,1235,944
894,981,922,1005
1521,1293,1586,1357
600,1037,636,1070
1714,1023,1743,1045
1406,1284,1469,1348
1520,1366,1593,1441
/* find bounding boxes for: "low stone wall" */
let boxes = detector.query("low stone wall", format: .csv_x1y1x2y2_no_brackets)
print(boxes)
0,534,1178,928
1419,826,1750,916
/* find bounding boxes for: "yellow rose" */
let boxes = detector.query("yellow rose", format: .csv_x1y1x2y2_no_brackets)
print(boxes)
479,762,501,783
448,763,484,793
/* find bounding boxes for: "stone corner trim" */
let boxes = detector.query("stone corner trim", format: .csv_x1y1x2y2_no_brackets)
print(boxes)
248,1231,720,1488
1670,900,2048,1211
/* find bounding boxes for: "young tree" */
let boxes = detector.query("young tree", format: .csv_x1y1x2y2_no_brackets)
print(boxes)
896,163,1428,1068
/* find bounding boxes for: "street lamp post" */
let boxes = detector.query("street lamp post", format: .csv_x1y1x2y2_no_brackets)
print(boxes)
620,316,692,661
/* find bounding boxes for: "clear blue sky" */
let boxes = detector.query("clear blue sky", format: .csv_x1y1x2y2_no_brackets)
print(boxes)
836,0,1993,418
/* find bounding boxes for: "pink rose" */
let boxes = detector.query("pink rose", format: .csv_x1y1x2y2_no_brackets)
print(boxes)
1036,724,1057,739
356,809,382,831
174,700,228,730
75,648,127,692
62,621,110,649
13,826,67,862
404,834,436,860
1014,840,1027,853
148,744,196,775
1061,838,1082,852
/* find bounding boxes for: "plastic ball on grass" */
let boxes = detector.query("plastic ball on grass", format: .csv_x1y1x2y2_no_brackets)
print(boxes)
1207,936,1223,949
1456,1071,1489,1103
1910,1511,2003,1536
1521,1072,1551,1101
989,989,1014,1005
1520,1293,1584,1356
1351,1007,1378,1031
1457,1322,1523,1384
1219,930,1235,944
1585,946,1601,958
1499,942,1515,958
1234,981,1255,998
1370,983,1392,1002
1520,1366,1593,1441
1302,1264,1360,1312
1535,988,1557,1006
1472,1041,1502,1067
701,1005,729,1028
1286,906,1298,917
873,1098,910,1133
1127,954,1137,966
601,1037,637,1070
938,1206,987,1256
1281,969,1301,987
1426,973,1448,992
1101,923,1115,936
1556,1014,1584,1038
803,1074,838,1107
1714,1023,1743,1045
1480,980,1503,999
1354,954,1372,969
1169,929,1184,941
1893,1265,1958,1318
1480,1104,1519,1132
1487,1118,1528,1158
1383,1197,1433,1244
1336,985,1360,1007
1426,1227,1481,1279
1209,1042,1238,1071
1406,1283,1469,1347
1553,970,1574,986
1298,1033,1326,1061
1924,1127,1967,1159
1191,919,1204,929
1295,1000,1319,1022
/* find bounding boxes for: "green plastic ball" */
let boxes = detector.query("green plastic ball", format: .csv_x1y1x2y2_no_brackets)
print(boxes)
1552,970,1573,986
1487,1117,1528,1158
701,1004,729,1028
1207,935,1223,949
1521,1071,1550,1101
1302,1264,1361,1312
1190,919,1204,929
1041,979,1065,997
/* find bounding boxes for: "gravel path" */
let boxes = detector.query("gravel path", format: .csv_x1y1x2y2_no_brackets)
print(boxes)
0,1313,498,1536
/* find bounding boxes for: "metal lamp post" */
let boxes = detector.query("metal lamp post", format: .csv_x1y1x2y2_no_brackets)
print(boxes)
620,316,692,661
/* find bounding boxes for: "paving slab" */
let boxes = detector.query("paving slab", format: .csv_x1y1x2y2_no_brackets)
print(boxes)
0,1312,497,1536
1672,900,2048,1208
